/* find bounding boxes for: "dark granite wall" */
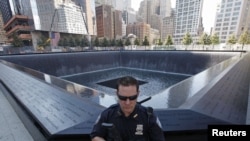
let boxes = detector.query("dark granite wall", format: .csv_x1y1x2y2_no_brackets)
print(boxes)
0,51,240,76
121,51,240,75
0,51,120,76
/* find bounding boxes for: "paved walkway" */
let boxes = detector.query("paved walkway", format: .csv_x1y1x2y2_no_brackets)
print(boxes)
0,89,34,141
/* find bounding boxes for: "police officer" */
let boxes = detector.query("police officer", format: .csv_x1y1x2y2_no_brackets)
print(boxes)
90,76,165,141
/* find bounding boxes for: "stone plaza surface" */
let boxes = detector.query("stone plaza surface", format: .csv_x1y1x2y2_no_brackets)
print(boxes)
0,51,249,141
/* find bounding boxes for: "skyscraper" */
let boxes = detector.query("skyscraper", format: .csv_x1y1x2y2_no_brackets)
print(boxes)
213,0,250,43
174,0,204,44
95,5,122,39
0,0,95,48
0,0,32,46
0,0,13,24
0,11,7,44
160,0,171,18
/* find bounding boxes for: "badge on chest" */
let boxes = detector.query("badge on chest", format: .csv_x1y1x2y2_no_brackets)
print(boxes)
135,124,143,135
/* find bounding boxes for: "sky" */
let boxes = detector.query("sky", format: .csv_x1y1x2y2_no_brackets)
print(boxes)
131,0,220,33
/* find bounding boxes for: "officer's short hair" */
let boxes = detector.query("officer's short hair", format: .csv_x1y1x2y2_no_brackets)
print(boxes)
116,76,139,92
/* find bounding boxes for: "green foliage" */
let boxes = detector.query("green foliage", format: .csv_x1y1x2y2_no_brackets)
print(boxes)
134,38,140,46
211,33,220,45
142,36,149,46
11,33,24,47
238,31,249,45
238,31,250,49
158,39,163,45
125,38,131,46
102,37,109,47
227,34,237,45
94,37,99,47
118,39,124,47
199,33,211,45
110,39,116,47
182,32,193,45
37,35,50,49
81,36,89,47
75,38,81,46
68,37,76,47
58,38,64,46
63,38,69,46
165,35,173,46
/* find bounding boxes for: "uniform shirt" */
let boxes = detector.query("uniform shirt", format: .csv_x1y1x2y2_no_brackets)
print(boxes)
90,104,165,141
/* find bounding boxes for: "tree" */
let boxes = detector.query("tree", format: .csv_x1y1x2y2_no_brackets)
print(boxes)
11,33,24,47
63,38,69,47
58,38,64,47
142,36,149,46
165,35,173,47
211,33,220,49
94,37,99,47
37,35,49,51
68,37,76,47
102,37,109,47
199,33,211,49
227,34,237,49
110,39,116,47
125,38,131,46
75,38,81,46
81,36,89,47
238,31,249,50
158,39,163,46
134,38,140,46
182,32,192,46
118,39,124,47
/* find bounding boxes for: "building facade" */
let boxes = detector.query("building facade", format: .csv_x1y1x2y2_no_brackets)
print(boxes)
0,0,95,48
162,9,175,43
213,0,250,43
126,22,150,44
0,11,8,44
174,0,204,44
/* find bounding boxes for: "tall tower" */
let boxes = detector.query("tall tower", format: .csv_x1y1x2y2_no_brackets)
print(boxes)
0,11,8,44
160,0,171,18
0,0,32,45
213,0,250,43
96,5,112,39
174,0,204,44
0,0,13,24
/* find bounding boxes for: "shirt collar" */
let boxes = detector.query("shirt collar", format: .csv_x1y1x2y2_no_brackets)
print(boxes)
116,104,139,120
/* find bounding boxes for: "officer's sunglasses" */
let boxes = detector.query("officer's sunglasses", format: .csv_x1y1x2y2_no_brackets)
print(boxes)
117,94,138,101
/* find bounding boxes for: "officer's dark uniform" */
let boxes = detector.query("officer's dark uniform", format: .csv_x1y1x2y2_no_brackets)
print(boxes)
90,104,165,141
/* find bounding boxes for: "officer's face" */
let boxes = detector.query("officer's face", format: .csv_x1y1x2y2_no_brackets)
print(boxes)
117,85,138,117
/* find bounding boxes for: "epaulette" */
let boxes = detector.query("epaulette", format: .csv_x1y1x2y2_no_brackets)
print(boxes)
147,107,153,116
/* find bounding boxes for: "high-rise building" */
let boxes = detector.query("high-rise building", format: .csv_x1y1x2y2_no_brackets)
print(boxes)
0,11,8,44
0,0,95,48
95,0,131,11
126,22,150,44
213,0,250,43
162,9,175,43
174,0,204,44
0,0,13,24
113,10,123,39
160,0,171,18
137,0,172,41
122,10,137,25
0,0,32,45
95,5,122,40
83,0,96,36
96,5,113,39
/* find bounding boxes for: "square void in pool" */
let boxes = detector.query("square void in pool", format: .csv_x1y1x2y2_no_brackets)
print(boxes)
97,77,148,89
62,68,190,96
